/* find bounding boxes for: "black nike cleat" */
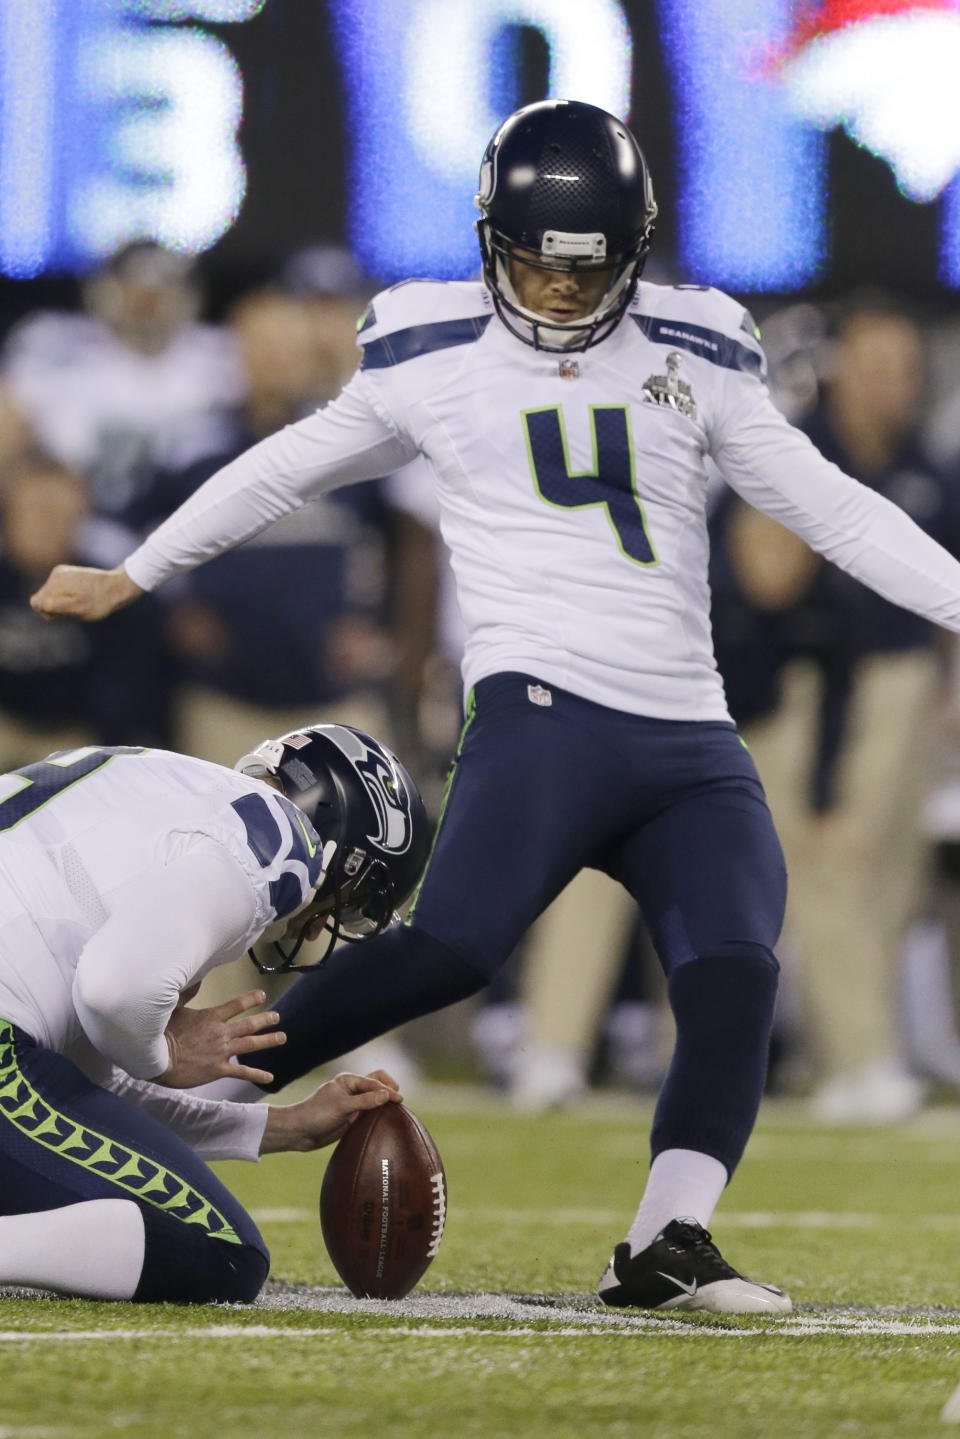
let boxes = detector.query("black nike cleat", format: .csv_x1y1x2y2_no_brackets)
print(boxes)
598,1218,792,1314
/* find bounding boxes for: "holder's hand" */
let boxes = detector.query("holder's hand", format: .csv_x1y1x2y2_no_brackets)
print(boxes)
260,1070,402,1154
30,563,143,622
158,988,285,1089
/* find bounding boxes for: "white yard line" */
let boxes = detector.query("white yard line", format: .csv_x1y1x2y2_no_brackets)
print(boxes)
249,1207,314,1223
250,1206,960,1229
0,1325,731,1342
0,1428,61,1438
3,1314,960,1342
7,1286,960,1341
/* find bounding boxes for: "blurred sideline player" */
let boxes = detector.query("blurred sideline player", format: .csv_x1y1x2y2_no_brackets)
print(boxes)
279,242,376,401
145,287,393,775
0,725,428,1302
711,299,958,1121
0,457,96,763
0,242,243,528
33,100,960,1314
0,452,174,767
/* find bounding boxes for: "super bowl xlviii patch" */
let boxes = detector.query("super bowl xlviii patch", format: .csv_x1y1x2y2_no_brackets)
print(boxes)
642,350,697,419
527,684,553,707
558,358,580,380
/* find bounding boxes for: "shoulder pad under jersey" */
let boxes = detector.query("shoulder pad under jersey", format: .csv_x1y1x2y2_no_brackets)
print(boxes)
628,282,766,381
356,280,493,371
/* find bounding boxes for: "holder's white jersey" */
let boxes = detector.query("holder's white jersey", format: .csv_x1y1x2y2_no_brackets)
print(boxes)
125,280,960,720
0,745,325,1094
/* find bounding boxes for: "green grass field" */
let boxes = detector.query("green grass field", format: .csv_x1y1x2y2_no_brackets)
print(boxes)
6,1090,960,1438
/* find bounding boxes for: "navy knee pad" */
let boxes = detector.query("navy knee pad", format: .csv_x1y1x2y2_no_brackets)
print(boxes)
134,1206,269,1304
650,946,780,1178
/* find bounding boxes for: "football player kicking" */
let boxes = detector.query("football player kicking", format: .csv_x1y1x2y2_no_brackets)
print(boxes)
0,726,429,1302
32,100,960,1315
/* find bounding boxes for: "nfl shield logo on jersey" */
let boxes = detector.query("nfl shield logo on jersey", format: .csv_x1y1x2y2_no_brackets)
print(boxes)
558,358,580,380
527,684,553,707
642,351,697,419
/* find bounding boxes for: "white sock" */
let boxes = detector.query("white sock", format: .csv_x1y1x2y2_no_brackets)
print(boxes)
0,1199,146,1299
625,1148,728,1256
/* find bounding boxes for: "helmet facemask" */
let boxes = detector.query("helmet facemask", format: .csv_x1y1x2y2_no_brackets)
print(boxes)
477,218,652,352
249,846,397,976
241,787,399,976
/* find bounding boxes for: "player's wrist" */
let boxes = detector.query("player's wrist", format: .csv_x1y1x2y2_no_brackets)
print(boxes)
113,563,145,607
260,1102,310,1155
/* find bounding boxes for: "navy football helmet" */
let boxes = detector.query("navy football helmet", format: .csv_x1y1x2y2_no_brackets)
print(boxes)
235,723,430,972
475,99,657,352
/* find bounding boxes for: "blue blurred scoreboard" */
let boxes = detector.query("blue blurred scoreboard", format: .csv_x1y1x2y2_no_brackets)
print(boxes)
0,0,958,291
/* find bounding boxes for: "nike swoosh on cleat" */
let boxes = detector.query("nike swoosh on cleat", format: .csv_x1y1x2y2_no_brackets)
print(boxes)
656,1272,698,1297
294,813,318,858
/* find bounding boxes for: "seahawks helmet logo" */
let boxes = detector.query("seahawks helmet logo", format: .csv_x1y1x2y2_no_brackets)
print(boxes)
353,750,413,854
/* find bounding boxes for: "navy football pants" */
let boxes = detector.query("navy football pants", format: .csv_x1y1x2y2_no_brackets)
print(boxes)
409,673,786,973
264,674,787,1175
0,1020,268,1302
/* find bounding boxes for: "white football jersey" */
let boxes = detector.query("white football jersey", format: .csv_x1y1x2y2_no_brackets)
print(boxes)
0,745,325,1070
125,279,960,720
385,455,467,663
2,311,243,514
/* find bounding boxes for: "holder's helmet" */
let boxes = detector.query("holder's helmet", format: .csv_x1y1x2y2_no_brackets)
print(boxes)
475,99,657,353
235,723,430,971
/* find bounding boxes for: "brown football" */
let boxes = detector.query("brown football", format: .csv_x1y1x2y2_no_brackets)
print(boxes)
319,1102,447,1299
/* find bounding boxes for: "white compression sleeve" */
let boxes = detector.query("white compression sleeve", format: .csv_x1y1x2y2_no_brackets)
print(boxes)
0,1199,145,1299
72,837,258,1080
104,1069,268,1161
191,1074,267,1104
124,375,417,591
715,390,960,633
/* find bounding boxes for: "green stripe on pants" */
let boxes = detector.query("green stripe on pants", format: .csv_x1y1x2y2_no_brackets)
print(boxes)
405,686,477,925
0,1019,241,1245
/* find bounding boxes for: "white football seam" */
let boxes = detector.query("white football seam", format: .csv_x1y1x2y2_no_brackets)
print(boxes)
426,1171,446,1258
